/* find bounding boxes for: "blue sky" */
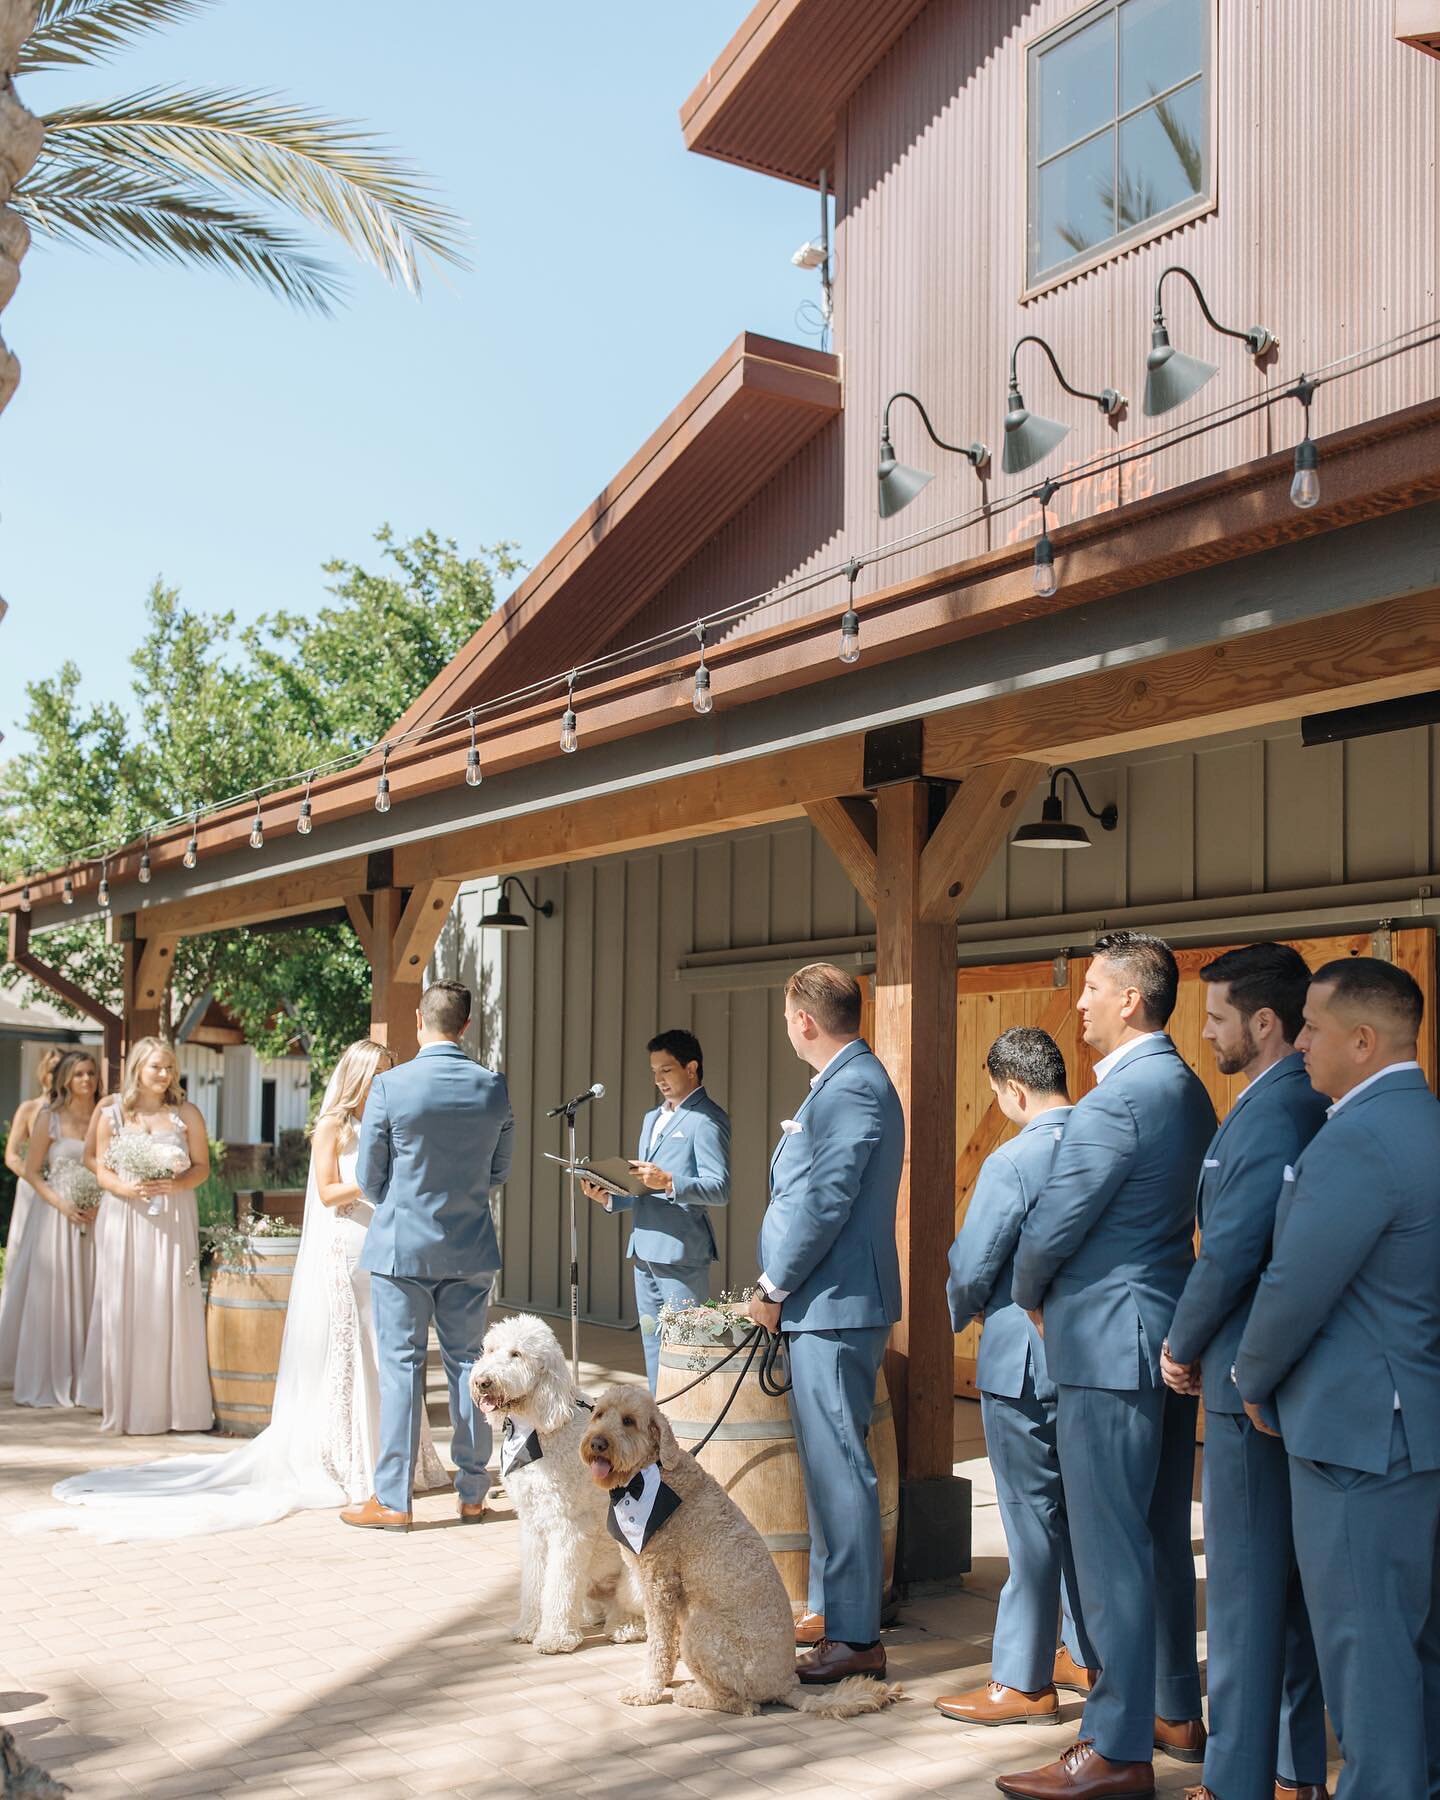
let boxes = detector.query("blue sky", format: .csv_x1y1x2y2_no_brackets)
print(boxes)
0,1,818,757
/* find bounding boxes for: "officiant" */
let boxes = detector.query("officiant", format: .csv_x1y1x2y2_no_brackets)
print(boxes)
583,1028,731,1390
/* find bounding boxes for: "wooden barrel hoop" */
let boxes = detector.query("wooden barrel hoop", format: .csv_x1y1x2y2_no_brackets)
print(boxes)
205,1240,298,1437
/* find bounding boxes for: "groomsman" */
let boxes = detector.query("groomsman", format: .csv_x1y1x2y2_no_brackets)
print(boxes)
1161,943,1328,1800
1002,932,1217,1800
937,1027,1096,1728
585,1028,730,1391
746,963,904,1685
1236,957,1440,1800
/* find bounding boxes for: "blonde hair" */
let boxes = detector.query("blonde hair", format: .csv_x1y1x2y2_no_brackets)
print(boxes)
120,1035,183,1116
314,1039,395,1151
49,1050,100,1110
35,1047,64,1095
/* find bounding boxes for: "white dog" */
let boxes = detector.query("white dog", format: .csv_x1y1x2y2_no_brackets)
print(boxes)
470,1314,645,1655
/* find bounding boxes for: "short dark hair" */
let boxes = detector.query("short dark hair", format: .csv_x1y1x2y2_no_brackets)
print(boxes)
1092,930,1180,1028
419,980,472,1036
647,1029,703,1081
1310,956,1424,1039
1199,942,1312,1043
785,963,863,1035
986,1027,1068,1098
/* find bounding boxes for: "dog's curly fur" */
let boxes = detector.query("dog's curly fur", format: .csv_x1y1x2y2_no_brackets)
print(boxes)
469,1315,644,1654
580,1384,902,1719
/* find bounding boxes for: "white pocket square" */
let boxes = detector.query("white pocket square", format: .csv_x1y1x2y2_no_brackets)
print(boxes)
1282,1164,1296,1182
1203,1158,1221,1169
780,1119,803,1136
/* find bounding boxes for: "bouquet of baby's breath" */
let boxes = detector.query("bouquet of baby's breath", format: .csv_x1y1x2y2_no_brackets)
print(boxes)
50,1162,103,1235
105,1130,190,1216
645,1291,757,1371
197,1210,302,1275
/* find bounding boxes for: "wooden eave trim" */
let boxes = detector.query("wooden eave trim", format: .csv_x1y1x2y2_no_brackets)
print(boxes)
390,332,841,738
6,395,1440,915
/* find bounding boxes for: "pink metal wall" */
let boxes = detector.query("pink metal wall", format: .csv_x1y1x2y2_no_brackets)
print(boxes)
622,0,1440,648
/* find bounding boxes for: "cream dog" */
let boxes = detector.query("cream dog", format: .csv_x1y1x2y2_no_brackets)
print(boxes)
580,1383,901,1718
470,1315,644,1654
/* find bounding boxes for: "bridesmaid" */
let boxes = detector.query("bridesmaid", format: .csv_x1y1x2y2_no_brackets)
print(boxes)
0,1046,65,1386
16,1051,100,1406
81,1037,213,1435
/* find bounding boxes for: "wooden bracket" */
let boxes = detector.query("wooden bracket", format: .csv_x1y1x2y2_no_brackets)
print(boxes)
390,880,462,982
8,911,124,1085
344,894,375,960
916,760,1041,924
804,797,878,913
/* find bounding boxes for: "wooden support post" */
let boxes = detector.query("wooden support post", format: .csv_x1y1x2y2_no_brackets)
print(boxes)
356,881,462,1063
122,934,176,1055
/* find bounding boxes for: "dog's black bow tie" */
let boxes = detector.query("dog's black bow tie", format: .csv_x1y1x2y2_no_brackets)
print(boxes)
609,1471,646,1503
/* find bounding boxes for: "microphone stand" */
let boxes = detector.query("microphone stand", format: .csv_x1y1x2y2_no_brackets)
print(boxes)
562,1099,581,1382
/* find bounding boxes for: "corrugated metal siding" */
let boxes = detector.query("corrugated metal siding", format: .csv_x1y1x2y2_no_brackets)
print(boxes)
495,821,872,1324
626,0,1440,655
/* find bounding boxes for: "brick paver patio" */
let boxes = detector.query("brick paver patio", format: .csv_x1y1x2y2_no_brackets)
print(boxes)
1,1319,1337,1798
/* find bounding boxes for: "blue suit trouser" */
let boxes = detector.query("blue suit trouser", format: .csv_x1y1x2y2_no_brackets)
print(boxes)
1201,1410,1327,1799
787,1325,889,1645
632,1254,711,1393
982,1374,1096,1693
1057,1372,1202,1761
1290,1413,1440,1800
370,1272,494,1512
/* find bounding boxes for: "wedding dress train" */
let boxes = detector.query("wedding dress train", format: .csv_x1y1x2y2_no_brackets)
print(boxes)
20,1070,448,1540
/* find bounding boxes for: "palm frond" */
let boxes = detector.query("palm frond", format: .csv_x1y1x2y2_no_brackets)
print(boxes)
20,0,217,74
14,163,345,311
35,85,471,294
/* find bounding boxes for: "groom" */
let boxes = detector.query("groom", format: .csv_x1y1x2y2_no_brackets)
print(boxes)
342,980,515,1531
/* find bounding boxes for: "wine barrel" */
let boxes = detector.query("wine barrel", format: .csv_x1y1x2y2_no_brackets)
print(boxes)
656,1335,899,1610
205,1237,298,1436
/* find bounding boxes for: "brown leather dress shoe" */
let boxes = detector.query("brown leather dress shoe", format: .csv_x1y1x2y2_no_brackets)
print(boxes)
934,1681,1059,1725
340,1495,411,1532
1275,1783,1329,1799
1053,1648,1098,1694
794,1610,826,1646
458,1499,486,1522
794,1638,886,1684
996,1739,1155,1797
1154,1717,1206,1763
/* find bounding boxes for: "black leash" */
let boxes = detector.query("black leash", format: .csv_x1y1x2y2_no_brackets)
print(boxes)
658,1324,792,1458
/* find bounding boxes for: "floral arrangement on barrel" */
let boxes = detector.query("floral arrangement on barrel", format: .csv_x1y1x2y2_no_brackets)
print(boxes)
194,1211,302,1281
104,1129,191,1217
48,1161,103,1237
643,1290,758,1371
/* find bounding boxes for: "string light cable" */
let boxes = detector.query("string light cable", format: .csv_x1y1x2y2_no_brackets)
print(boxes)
10,312,1440,895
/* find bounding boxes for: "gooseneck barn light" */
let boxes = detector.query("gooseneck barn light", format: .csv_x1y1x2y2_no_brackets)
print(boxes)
1144,266,1278,417
479,875,555,932
876,390,989,519
1003,335,1125,474
1012,766,1118,850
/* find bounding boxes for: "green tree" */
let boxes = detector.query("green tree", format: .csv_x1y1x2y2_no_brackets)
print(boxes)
0,526,519,1072
14,0,468,311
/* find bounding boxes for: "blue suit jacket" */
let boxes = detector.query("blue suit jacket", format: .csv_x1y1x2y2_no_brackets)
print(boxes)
607,1087,731,1266
759,1039,904,1333
1166,1053,1328,1414
356,1041,514,1279
1235,1066,1440,1475
947,1108,1072,1401
1012,1035,1217,1390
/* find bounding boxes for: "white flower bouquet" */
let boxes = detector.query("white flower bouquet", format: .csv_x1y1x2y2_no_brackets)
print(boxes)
105,1129,190,1216
643,1292,757,1371
49,1161,103,1235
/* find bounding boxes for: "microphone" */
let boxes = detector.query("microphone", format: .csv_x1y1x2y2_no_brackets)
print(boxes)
547,1081,605,1118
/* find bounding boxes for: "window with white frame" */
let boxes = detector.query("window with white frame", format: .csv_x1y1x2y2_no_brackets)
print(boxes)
1027,0,1211,287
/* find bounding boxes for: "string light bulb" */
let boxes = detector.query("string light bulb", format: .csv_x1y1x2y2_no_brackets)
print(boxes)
560,674,579,754
138,835,152,884
19,881,30,914
249,801,264,851
1033,478,1060,598
297,773,314,836
1290,377,1320,509
465,710,483,787
183,815,199,869
62,873,74,906
692,625,713,715
374,744,391,814
838,558,862,664
97,860,110,909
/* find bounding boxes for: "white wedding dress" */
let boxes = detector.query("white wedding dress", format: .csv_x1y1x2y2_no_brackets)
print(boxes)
20,1073,448,1541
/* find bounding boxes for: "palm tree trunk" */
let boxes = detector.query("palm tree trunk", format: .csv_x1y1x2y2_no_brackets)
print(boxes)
0,0,43,417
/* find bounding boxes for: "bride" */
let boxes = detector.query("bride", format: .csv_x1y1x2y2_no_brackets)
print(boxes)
28,1038,451,1539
